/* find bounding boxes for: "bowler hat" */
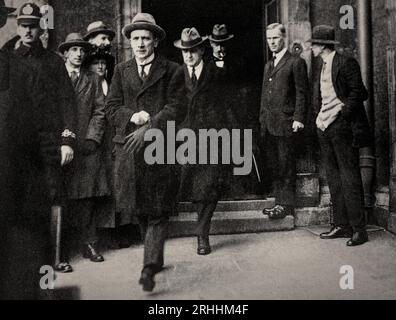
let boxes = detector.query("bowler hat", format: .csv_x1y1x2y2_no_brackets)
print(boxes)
208,24,234,42
309,25,340,45
17,2,41,26
83,21,116,41
58,33,92,53
122,13,165,40
0,0,16,14
174,27,208,50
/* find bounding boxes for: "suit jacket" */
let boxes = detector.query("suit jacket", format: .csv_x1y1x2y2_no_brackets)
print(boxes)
67,70,110,199
105,55,186,217
312,52,372,148
178,62,230,203
260,51,308,137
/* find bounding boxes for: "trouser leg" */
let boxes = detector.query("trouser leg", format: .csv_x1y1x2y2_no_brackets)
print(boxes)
195,202,217,237
138,216,168,274
318,131,349,227
276,135,296,208
331,132,366,230
72,198,98,245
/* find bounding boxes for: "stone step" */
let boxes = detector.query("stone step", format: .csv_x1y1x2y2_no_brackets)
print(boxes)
169,210,294,238
177,198,276,213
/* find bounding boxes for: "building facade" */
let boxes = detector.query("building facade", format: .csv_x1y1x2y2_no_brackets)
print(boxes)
1,0,395,233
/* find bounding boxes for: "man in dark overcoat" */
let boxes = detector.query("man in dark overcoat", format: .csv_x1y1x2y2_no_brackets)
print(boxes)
174,27,231,256
0,1,63,299
259,23,309,219
59,33,110,262
106,13,186,292
2,1,77,273
310,25,372,246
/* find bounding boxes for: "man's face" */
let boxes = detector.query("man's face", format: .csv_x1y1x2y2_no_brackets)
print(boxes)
182,46,204,67
89,33,111,48
130,30,158,61
210,41,226,59
17,23,41,46
311,44,324,57
89,58,107,77
64,46,86,67
266,28,285,53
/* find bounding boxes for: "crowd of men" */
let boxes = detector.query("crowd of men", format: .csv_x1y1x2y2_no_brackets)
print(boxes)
0,1,372,298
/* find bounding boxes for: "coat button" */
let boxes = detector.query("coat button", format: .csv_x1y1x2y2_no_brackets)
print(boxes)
269,78,272,82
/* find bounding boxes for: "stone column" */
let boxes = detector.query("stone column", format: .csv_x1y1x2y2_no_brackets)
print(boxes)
386,0,396,227
357,0,376,213
116,0,141,62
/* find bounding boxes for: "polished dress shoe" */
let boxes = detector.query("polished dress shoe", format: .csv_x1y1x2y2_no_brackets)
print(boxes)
347,231,368,246
320,226,353,239
139,271,155,292
82,243,104,262
54,262,73,273
197,236,211,255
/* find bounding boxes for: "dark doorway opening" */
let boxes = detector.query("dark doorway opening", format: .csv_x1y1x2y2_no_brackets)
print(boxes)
143,0,266,199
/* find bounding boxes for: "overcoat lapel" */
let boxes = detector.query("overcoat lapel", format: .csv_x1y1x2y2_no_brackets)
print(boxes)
331,52,340,89
190,62,213,99
270,51,290,76
137,56,167,98
76,70,90,95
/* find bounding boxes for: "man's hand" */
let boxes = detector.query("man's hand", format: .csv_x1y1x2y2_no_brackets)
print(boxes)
292,121,304,133
130,111,150,126
124,122,151,154
61,145,74,166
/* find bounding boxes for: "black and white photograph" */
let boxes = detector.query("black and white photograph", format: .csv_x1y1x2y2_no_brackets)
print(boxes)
0,0,396,304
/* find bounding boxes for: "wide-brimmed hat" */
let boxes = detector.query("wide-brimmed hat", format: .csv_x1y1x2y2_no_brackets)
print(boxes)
122,13,166,40
0,0,16,14
58,33,92,53
83,21,116,41
83,47,114,67
16,2,41,25
208,24,234,42
309,25,340,45
174,27,208,50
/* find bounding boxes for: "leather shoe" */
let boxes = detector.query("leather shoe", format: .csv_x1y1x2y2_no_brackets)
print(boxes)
320,226,353,239
54,262,73,273
139,272,155,292
82,243,104,262
197,236,211,255
346,231,368,246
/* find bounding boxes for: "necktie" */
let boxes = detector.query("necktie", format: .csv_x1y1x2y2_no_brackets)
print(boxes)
268,56,275,74
191,66,197,88
140,64,149,81
70,71,79,87
322,61,327,74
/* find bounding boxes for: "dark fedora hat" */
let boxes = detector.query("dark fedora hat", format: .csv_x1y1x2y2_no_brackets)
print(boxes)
16,2,41,25
83,21,116,41
309,25,340,45
0,0,16,14
58,33,92,53
122,13,166,40
174,27,208,50
208,24,234,42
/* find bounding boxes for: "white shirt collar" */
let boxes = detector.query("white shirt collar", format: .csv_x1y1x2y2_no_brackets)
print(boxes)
135,53,155,75
273,47,288,66
65,63,81,76
322,50,336,66
188,59,204,80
